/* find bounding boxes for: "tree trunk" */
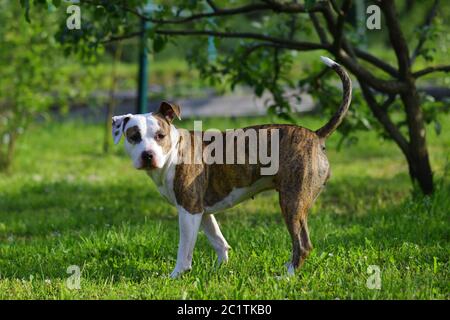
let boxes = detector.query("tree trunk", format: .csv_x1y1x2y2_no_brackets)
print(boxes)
379,0,434,195
401,80,434,195
6,132,16,168
0,132,17,171
358,77,434,195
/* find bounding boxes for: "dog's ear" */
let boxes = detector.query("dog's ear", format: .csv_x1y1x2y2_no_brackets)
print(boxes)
158,101,181,123
112,114,132,144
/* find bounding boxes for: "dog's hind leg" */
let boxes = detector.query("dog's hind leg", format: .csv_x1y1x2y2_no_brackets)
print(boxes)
278,188,314,275
300,218,313,253
201,214,231,264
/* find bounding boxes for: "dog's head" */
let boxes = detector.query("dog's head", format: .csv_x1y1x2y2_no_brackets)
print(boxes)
112,101,181,170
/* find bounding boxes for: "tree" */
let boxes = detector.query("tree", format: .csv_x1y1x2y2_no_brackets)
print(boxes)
0,1,101,171
25,0,450,194
0,2,66,170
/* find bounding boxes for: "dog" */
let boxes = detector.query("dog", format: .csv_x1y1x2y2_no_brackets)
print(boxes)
112,57,352,278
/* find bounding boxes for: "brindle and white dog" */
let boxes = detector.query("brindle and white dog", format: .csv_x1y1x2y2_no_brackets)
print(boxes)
112,57,352,278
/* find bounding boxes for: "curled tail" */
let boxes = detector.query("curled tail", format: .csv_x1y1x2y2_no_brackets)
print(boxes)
315,56,352,139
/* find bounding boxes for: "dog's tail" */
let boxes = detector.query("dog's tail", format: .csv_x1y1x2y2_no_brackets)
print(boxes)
315,56,352,139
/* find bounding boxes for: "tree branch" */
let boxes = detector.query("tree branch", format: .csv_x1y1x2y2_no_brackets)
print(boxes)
206,0,219,12
381,94,397,111
260,0,328,13
317,3,405,93
100,3,405,95
155,29,329,51
241,43,280,59
309,12,329,44
102,28,329,52
319,3,356,58
359,82,410,156
329,0,343,16
322,6,398,79
336,49,406,94
80,0,273,24
149,3,271,24
145,0,328,25
353,48,399,78
380,0,411,78
333,0,352,51
102,31,143,44
186,28,407,94
410,0,439,65
80,0,148,20
413,65,450,78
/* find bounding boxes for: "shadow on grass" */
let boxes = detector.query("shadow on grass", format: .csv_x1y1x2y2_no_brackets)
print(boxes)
0,180,174,238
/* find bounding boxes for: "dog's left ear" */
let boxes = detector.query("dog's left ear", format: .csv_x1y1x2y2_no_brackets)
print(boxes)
158,101,181,123
112,114,132,144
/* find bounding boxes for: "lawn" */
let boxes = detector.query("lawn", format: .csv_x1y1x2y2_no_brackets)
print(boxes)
0,114,448,299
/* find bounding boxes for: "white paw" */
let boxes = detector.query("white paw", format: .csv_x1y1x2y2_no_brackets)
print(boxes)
285,262,295,276
217,250,229,265
170,266,191,278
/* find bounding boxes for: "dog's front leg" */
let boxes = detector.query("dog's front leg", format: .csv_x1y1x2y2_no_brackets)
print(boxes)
201,214,231,264
170,207,203,278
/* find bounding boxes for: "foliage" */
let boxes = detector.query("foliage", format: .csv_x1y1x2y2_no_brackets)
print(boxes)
0,1,102,170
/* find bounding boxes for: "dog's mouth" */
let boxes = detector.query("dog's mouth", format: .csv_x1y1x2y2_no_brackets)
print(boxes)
137,159,158,171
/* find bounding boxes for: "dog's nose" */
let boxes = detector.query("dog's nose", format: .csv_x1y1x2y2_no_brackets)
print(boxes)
141,151,153,162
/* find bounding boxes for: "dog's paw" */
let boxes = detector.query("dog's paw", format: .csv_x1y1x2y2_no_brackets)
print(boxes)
285,262,296,276
217,250,229,265
170,266,191,279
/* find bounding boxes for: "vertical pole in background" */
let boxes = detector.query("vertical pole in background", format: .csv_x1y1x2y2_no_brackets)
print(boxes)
207,37,217,62
347,0,366,48
207,34,217,62
206,4,217,62
137,2,151,114
355,0,367,49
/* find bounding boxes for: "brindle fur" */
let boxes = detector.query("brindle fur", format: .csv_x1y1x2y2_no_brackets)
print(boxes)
173,125,329,269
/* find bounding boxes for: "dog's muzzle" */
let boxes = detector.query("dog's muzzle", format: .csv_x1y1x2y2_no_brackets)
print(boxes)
140,150,156,170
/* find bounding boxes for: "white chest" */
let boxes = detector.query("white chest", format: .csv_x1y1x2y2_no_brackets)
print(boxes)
149,154,178,207
156,167,177,206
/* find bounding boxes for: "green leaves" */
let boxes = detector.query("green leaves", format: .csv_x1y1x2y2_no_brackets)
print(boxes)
1,1,103,170
153,35,167,53
421,93,449,137
19,0,64,23
304,0,316,11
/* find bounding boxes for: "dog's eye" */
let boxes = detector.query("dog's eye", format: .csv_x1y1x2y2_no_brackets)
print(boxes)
156,133,165,140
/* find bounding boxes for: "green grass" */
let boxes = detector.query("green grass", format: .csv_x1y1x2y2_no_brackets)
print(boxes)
0,114,449,299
